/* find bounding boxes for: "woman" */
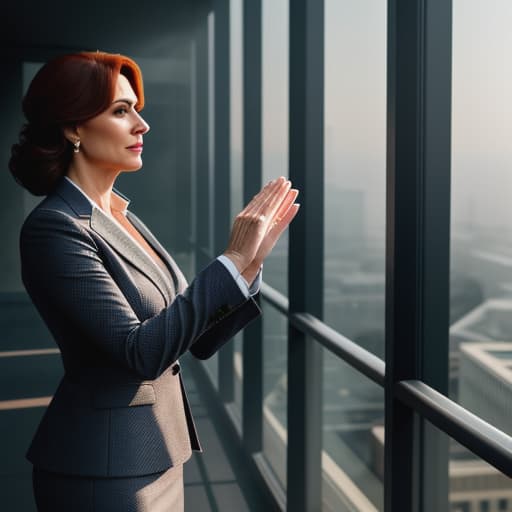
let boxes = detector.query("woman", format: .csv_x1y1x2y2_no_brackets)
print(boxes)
9,51,299,511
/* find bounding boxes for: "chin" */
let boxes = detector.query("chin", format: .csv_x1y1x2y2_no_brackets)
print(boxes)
123,160,144,172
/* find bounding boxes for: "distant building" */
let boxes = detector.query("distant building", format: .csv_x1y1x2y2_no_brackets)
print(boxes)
371,425,512,512
449,299,512,399
459,342,512,438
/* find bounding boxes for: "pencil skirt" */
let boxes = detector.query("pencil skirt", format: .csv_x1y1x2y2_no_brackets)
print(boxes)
32,464,184,512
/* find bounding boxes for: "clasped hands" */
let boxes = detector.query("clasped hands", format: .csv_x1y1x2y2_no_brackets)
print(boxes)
223,176,300,285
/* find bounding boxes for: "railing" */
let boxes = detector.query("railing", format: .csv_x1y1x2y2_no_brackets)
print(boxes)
260,281,512,479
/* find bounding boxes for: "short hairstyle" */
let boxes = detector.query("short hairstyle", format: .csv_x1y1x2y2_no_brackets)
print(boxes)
9,51,145,196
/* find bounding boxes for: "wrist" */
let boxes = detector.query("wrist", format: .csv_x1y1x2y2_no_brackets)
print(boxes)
241,261,262,285
222,251,246,274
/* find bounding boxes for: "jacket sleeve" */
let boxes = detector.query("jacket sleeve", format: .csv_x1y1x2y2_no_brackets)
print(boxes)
20,208,261,379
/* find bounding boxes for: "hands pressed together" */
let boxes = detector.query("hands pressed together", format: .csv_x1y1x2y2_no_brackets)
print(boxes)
223,176,300,285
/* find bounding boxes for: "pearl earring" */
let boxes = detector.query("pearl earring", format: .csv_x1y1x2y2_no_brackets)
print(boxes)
73,140,81,153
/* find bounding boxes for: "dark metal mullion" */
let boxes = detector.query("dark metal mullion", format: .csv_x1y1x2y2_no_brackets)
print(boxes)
242,0,263,453
287,0,324,511
213,0,234,403
385,1,423,511
418,2,452,511
386,1,452,511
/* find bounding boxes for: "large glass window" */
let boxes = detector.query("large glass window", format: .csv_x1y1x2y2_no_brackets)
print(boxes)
322,349,384,511
426,423,512,511
230,0,244,422
262,302,288,488
322,2,386,508
323,0,387,357
260,0,290,491
261,0,289,296
450,0,512,434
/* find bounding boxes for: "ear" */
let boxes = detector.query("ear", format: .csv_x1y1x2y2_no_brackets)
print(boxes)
62,125,80,144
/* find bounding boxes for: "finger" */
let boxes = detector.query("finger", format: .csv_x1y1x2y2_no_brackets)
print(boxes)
257,179,292,223
226,180,287,255
237,179,277,216
272,203,300,235
257,203,300,259
239,177,286,217
240,178,290,231
268,189,299,229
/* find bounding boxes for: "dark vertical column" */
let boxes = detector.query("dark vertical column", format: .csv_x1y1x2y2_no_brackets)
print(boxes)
242,0,263,453
0,57,25,293
287,0,324,511
194,19,211,273
419,2,452,511
385,1,452,511
213,0,235,403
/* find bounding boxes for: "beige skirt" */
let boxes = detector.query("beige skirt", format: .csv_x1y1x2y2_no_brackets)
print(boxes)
32,464,184,512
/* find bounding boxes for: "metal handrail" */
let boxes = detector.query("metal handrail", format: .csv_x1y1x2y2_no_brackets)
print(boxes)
260,282,385,385
292,312,386,386
396,380,512,477
261,280,512,476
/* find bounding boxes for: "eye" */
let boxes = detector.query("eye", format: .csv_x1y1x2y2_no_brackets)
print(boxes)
114,107,128,116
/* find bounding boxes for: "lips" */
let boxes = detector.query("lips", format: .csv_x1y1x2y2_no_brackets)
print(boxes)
127,143,143,149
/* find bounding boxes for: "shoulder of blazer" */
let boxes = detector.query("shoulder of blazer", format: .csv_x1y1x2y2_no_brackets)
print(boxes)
22,178,176,304
30,177,131,220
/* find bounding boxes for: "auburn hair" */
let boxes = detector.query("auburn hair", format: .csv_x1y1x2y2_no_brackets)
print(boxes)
9,51,145,196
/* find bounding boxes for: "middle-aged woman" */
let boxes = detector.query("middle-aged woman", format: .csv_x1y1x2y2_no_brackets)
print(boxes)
9,51,299,511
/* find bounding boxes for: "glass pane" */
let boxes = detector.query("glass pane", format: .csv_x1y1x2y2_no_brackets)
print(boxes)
261,0,289,296
322,349,384,511
231,0,244,423
262,302,288,488
230,0,244,221
424,421,512,512
323,0,387,355
450,1,512,427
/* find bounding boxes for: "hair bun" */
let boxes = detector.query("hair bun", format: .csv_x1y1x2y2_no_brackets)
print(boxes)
9,122,70,196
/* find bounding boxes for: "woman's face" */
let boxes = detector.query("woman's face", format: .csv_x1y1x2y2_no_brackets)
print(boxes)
77,74,150,173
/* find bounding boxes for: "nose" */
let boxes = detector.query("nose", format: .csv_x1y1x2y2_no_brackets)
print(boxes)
134,111,150,135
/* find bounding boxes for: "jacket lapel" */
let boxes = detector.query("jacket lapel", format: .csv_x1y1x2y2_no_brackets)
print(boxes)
126,212,189,294
55,178,176,303
90,207,176,302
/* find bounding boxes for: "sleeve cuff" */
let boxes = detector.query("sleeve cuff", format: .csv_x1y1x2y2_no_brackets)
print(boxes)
216,255,262,298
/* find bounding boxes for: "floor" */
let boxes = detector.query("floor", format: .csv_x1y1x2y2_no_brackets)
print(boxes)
0,300,273,511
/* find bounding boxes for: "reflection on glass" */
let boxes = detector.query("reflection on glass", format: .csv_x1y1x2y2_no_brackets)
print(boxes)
261,0,289,296
262,302,288,487
450,0,512,445
322,349,384,511
323,0,387,355
233,334,243,422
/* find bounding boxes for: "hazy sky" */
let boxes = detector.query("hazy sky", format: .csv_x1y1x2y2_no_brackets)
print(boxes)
452,0,512,231
229,0,512,236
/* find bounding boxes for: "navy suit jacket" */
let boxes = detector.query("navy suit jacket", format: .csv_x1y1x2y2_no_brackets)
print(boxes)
20,177,260,477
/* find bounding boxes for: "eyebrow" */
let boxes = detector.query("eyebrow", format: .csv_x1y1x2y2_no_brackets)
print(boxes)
111,98,137,106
